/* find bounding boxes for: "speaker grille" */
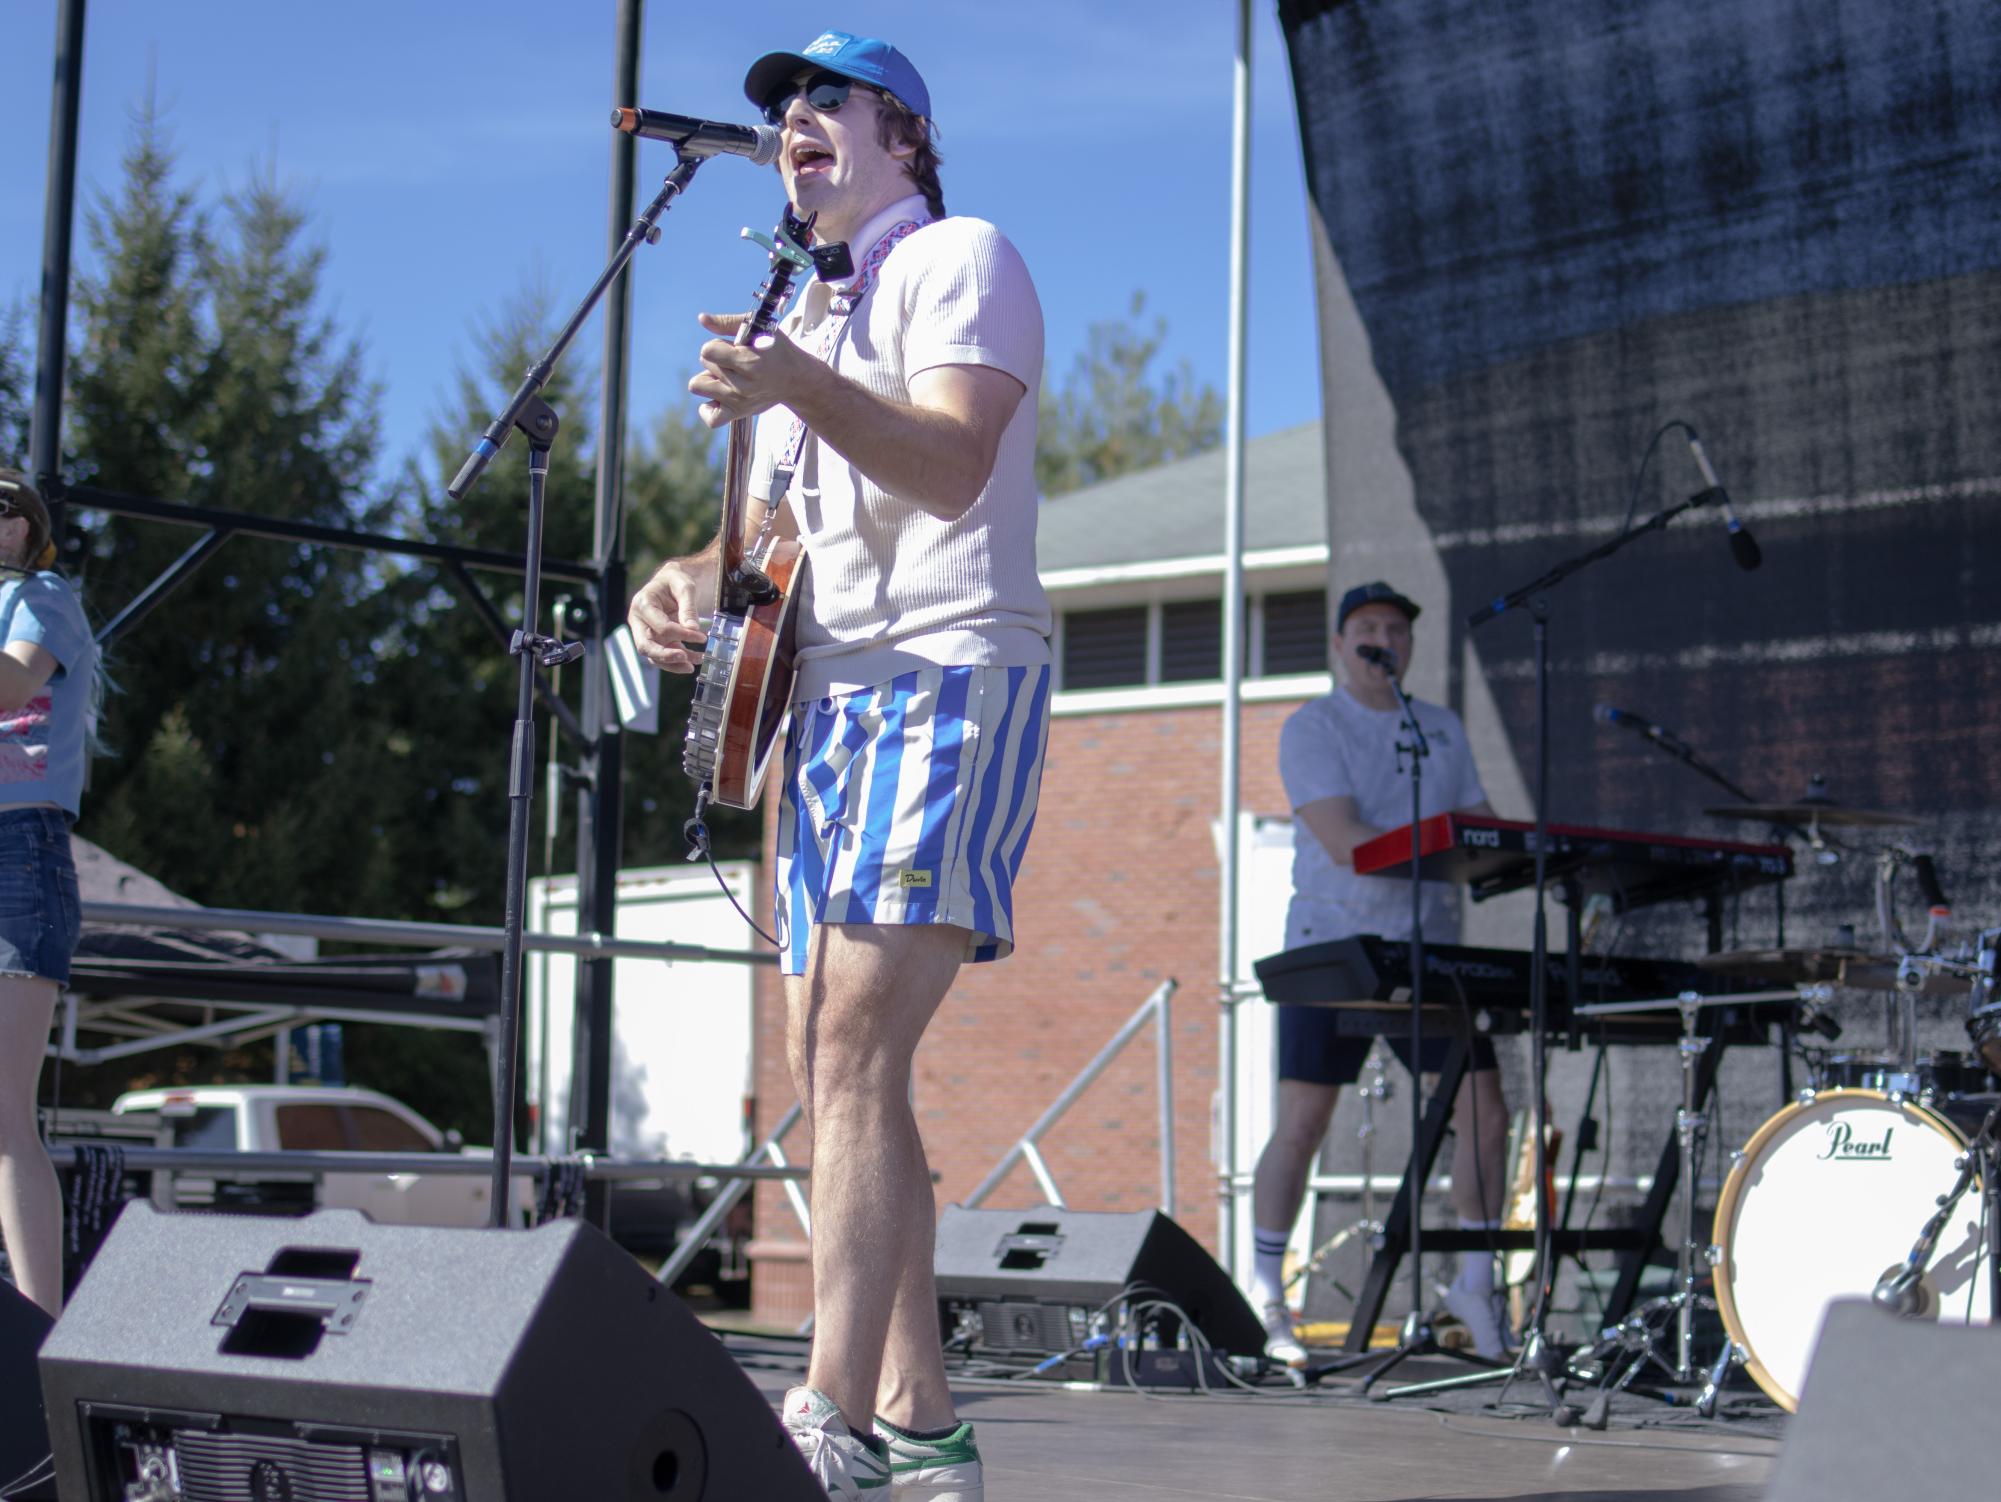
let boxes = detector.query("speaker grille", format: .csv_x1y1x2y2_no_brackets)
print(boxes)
173,1431,370,1502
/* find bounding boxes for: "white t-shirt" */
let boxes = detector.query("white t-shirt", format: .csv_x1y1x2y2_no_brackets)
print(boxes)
1278,684,1488,949
750,195,1051,699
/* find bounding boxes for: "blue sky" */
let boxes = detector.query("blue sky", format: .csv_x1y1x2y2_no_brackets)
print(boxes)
0,2,1321,487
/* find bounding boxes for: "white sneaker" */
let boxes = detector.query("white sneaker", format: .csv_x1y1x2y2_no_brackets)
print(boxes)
1442,1283,1510,1359
1261,1300,1308,1368
874,1417,984,1502
782,1387,891,1499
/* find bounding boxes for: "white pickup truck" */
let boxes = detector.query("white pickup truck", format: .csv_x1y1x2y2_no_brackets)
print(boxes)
112,1084,530,1228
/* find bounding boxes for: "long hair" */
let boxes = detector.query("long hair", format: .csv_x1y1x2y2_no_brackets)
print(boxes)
0,468,57,572
874,92,946,220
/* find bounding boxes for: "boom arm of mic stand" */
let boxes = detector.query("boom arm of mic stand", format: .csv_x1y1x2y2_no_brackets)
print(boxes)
449,152,706,501
1467,493,1706,631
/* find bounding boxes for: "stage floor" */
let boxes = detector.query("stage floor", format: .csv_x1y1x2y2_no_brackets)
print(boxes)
744,1354,1784,1502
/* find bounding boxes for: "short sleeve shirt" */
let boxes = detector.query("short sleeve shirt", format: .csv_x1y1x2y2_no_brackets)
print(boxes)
1277,685,1487,949
749,196,1051,699
0,570,95,816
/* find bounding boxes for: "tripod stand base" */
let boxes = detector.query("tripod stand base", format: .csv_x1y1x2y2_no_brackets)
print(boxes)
1377,1325,1565,1406
1315,1306,1509,1393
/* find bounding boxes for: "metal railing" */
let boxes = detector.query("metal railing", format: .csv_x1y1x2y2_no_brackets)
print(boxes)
80,900,775,966
965,979,1178,1216
655,1102,812,1287
43,1143,807,1183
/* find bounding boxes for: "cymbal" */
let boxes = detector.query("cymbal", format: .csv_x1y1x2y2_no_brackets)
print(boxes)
1835,959,1974,996
1704,801,1918,828
1696,946,1972,994
1696,948,1881,984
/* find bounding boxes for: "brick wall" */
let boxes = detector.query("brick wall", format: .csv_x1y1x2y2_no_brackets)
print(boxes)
748,696,1304,1324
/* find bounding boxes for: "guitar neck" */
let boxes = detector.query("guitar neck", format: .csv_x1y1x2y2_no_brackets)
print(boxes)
712,206,815,604
717,417,755,584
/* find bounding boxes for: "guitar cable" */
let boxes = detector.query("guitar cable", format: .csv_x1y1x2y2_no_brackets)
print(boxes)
683,791,787,952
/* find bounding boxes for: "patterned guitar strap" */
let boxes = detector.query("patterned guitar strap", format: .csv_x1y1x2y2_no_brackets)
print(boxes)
765,216,929,516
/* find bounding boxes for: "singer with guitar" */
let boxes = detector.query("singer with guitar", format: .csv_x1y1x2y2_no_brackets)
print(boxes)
627,32,1046,1502
1251,582,1516,1366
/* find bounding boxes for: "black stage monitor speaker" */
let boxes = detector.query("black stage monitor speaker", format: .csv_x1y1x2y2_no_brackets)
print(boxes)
1,1279,53,1495
1768,1298,2001,1501
38,1202,822,1501
934,1206,1263,1357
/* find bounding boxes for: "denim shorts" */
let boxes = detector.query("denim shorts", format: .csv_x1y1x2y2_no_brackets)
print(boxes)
0,806,81,984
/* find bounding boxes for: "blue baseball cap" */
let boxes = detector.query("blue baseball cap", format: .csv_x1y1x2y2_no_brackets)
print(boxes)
1337,581,1422,630
743,31,931,122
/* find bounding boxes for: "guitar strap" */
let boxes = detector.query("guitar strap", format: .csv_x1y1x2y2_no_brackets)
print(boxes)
770,216,929,502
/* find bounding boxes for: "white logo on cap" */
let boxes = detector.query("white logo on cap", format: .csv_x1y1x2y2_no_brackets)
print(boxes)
804,33,850,57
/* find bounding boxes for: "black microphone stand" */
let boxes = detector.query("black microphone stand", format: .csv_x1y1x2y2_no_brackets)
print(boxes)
1318,655,1496,1385
1610,721,1798,945
448,149,710,1229
1377,489,1722,1411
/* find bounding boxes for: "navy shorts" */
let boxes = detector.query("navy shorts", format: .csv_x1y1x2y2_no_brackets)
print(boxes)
0,806,80,985
1277,1004,1498,1086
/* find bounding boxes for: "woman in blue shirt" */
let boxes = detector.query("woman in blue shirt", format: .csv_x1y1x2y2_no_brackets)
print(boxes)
0,468,93,1317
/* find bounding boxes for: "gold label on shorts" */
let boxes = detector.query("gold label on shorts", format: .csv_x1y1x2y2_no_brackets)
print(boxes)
898,869,933,889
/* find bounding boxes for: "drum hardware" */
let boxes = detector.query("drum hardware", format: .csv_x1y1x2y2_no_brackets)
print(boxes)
1966,928,2001,1078
1558,987,1796,1421
1560,992,1784,1416
1872,1100,2001,1319
1807,1049,1991,1101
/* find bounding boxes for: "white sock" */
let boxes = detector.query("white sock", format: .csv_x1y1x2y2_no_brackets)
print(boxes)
1453,1218,1499,1296
1252,1226,1290,1308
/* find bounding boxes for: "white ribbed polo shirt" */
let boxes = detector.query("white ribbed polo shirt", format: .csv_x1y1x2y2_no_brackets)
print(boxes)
750,194,1051,700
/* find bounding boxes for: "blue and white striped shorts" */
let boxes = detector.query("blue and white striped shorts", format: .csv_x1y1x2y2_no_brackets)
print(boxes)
774,664,1051,977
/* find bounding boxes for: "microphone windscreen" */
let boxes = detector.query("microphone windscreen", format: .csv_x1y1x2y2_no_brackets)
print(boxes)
1593,702,1617,725
1729,527,1763,570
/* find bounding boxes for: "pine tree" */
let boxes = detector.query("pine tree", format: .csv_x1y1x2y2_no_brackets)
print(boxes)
1036,290,1225,498
0,303,31,462
69,133,392,918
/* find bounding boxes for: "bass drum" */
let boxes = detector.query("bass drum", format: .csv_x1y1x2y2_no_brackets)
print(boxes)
1712,1089,1993,1411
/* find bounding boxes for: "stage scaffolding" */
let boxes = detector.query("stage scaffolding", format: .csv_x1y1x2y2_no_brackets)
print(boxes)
25,0,671,1225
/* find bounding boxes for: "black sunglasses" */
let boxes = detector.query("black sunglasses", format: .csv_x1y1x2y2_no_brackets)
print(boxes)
761,71,857,126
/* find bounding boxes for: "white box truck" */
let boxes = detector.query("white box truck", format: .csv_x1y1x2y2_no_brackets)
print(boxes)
525,862,764,1260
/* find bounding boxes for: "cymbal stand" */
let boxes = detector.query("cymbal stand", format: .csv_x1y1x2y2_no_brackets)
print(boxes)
1571,993,1728,1419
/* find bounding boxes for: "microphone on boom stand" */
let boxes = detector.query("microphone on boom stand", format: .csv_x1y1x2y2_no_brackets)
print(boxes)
1683,430,1762,572
1594,702,1692,756
611,107,783,164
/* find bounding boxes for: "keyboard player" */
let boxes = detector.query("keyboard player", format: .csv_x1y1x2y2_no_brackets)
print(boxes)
1252,581,1513,1364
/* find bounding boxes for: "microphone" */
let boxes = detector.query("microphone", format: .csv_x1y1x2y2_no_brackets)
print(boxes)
611,108,781,165
1872,1265,1926,1317
1594,702,1692,757
1355,644,1397,670
1684,430,1762,571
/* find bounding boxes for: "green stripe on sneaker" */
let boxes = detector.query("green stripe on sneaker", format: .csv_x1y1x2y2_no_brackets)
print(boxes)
877,1422,980,1472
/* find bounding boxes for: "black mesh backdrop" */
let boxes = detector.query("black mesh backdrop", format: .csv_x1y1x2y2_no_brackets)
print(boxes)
1275,0,2001,1329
